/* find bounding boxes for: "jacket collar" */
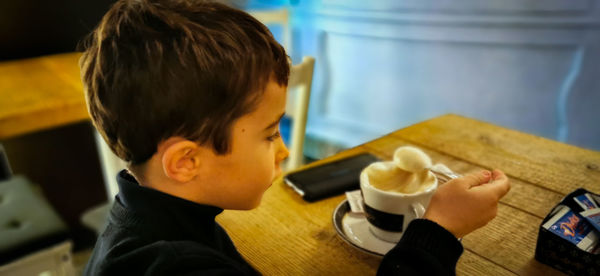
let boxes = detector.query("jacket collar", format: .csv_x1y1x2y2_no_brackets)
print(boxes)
111,170,224,241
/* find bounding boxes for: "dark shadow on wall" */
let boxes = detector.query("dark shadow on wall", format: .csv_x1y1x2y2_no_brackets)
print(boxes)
0,0,116,61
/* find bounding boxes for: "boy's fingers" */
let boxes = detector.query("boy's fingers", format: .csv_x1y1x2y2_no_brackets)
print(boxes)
475,170,511,199
492,170,511,197
491,169,506,181
460,170,491,188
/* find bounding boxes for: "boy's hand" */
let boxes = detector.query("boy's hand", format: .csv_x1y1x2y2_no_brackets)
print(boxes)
423,169,511,238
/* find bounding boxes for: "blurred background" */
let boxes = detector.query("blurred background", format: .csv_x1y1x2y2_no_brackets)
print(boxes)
244,0,600,158
0,0,599,274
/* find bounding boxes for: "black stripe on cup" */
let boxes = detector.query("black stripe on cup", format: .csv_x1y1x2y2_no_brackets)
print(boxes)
363,204,404,232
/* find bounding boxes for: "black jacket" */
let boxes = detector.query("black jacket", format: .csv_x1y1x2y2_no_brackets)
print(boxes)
84,170,462,275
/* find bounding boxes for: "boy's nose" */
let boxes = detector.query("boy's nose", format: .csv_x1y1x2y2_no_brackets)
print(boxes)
276,139,289,163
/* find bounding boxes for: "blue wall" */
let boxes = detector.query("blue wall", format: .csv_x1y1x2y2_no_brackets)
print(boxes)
246,0,600,157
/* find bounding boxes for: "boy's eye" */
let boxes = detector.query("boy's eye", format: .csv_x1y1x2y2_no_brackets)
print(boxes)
266,131,281,142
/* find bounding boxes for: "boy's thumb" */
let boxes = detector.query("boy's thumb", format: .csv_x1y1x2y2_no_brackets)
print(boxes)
487,170,511,198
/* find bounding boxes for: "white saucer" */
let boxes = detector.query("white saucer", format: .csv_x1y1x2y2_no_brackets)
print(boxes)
333,199,397,256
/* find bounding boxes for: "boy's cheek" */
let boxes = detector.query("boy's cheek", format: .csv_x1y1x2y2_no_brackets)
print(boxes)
272,167,282,181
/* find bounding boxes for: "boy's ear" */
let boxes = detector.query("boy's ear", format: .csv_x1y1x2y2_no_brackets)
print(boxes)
161,140,204,183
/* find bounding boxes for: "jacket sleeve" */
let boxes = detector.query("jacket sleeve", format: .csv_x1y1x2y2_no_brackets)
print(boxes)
378,219,464,276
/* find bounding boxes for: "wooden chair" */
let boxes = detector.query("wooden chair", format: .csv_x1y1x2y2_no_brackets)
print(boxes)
248,8,316,169
285,56,315,170
248,8,291,52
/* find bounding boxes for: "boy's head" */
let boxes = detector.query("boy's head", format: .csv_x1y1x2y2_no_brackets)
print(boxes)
81,0,290,209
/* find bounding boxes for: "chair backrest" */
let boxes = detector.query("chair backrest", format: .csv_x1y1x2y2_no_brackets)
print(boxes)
285,56,315,170
94,132,125,200
248,8,291,52
247,8,315,170
0,144,12,181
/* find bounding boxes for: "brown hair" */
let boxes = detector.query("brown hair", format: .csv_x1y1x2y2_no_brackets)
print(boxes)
80,0,289,165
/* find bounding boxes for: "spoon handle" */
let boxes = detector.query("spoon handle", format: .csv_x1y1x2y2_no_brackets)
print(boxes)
428,165,461,184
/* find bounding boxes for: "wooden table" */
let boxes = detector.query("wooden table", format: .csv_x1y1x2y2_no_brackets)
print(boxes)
217,114,600,275
0,53,86,139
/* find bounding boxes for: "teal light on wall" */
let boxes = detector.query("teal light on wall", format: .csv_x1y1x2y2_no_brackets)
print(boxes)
245,0,600,155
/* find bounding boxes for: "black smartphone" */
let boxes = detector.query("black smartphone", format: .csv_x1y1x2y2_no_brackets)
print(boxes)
284,153,380,202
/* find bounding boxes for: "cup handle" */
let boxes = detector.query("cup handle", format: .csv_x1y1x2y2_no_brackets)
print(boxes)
411,203,426,218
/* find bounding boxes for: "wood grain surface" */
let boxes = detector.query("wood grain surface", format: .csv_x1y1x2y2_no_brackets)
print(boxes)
217,114,599,275
0,53,87,139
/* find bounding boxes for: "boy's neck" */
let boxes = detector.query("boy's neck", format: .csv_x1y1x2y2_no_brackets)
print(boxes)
130,156,206,205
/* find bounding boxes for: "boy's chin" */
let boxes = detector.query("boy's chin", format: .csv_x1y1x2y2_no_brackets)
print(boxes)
227,196,264,211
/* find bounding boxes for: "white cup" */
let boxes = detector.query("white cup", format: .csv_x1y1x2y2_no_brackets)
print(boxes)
360,161,438,243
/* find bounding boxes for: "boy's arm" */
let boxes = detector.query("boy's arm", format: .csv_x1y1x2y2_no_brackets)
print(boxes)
378,219,463,275
378,170,510,275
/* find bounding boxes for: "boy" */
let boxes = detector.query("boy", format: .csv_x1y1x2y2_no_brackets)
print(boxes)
81,0,510,275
